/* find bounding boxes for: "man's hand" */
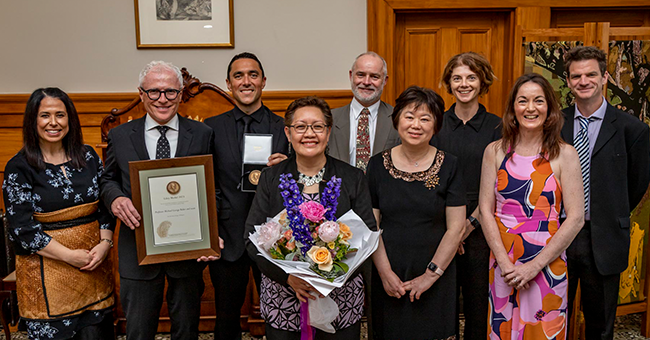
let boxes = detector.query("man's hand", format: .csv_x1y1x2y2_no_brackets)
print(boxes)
197,237,225,262
267,153,288,166
111,197,141,229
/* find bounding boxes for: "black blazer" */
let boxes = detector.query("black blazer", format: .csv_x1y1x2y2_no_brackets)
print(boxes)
244,155,377,285
562,103,650,275
204,106,288,262
100,114,214,280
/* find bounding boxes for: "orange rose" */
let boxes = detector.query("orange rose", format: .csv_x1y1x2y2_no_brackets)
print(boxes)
279,211,288,225
339,222,353,240
286,241,296,251
307,246,333,271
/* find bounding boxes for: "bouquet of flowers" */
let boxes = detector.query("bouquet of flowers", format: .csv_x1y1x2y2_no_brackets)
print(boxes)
250,173,380,295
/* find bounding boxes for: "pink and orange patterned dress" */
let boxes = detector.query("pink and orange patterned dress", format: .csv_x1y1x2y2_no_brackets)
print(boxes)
488,152,567,340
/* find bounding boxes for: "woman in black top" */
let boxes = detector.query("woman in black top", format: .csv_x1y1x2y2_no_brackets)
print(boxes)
430,52,501,339
244,97,376,339
2,88,114,340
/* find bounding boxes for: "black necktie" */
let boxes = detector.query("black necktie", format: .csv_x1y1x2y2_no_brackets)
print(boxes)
155,126,171,159
240,115,253,154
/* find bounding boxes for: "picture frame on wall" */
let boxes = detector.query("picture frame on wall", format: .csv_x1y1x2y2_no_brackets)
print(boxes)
134,0,234,48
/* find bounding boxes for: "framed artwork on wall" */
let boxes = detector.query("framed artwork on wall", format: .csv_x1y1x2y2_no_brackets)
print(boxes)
134,0,234,48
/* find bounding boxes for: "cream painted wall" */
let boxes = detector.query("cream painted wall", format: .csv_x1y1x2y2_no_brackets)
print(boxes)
0,1,367,93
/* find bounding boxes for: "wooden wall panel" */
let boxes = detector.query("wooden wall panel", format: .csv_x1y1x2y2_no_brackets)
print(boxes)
405,29,440,90
0,89,353,212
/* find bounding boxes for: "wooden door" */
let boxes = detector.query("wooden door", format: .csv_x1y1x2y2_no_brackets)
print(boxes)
394,11,513,116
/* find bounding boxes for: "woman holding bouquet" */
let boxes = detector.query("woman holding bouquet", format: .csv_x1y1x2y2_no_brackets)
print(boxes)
479,74,584,339
244,96,376,339
367,86,467,340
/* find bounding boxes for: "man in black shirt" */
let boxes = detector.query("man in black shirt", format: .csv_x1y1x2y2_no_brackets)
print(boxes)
204,52,288,340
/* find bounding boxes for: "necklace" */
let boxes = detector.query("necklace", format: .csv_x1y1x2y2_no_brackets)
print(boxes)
298,167,325,186
402,147,430,167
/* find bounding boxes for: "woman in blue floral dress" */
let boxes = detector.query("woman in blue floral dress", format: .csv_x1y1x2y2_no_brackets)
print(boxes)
2,88,115,340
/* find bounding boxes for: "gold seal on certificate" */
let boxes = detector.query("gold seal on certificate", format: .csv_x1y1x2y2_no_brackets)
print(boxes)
249,170,261,185
166,181,181,195
157,221,172,238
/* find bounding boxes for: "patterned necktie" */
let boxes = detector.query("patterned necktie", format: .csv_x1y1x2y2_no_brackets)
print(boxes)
355,108,371,172
574,116,594,212
155,125,171,159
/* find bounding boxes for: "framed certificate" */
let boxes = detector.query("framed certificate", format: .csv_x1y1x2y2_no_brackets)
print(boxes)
129,155,220,265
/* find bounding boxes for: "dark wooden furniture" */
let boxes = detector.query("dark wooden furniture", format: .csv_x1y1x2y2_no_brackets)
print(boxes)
0,210,18,339
98,68,265,336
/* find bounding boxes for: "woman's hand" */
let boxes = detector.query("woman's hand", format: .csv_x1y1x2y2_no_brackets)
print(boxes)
503,261,540,290
80,241,111,271
65,249,93,268
402,272,438,302
287,275,323,303
379,269,406,299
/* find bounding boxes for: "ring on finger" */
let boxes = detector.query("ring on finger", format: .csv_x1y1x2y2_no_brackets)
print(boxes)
513,277,519,284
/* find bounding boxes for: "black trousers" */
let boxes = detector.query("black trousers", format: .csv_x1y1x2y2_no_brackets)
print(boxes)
264,321,361,340
455,228,490,340
120,271,205,340
567,225,620,340
72,314,114,340
209,254,260,340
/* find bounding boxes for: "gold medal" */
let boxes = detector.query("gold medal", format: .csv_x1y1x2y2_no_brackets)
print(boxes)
166,181,181,195
249,170,261,186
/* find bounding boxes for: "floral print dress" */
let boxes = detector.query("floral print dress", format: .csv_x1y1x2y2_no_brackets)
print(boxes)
489,152,566,339
2,146,114,340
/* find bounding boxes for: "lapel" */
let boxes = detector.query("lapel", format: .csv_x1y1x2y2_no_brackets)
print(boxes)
561,106,575,146
175,114,193,157
222,110,242,163
373,101,391,153
592,103,617,157
129,116,150,160
333,104,351,159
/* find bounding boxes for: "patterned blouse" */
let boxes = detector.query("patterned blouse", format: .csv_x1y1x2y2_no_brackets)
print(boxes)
2,145,115,340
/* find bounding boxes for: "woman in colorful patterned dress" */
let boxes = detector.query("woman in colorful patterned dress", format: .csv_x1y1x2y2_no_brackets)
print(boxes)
244,96,376,339
2,88,115,340
479,73,584,339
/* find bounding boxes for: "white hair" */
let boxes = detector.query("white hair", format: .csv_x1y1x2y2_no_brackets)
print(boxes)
351,51,388,78
139,61,183,88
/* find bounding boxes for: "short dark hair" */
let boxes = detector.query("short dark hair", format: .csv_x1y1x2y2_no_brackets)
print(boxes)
501,73,564,160
22,87,86,171
564,46,607,77
284,96,333,127
392,86,445,134
226,52,265,80
441,52,496,95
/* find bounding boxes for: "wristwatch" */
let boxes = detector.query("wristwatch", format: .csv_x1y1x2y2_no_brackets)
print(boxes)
427,262,445,276
468,216,481,229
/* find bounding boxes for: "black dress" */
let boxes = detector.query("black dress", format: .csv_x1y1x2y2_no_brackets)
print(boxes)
367,149,465,340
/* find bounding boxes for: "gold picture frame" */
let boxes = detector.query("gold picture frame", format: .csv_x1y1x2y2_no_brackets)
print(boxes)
134,0,234,48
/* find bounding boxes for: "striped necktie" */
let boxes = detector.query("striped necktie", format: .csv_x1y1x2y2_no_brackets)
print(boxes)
574,116,594,212
355,108,371,171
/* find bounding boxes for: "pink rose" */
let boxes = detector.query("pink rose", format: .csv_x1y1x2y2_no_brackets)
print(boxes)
318,221,340,243
299,201,326,223
257,221,283,251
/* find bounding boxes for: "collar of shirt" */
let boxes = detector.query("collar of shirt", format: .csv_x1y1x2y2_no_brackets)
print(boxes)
350,98,380,121
145,113,179,131
233,105,265,123
574,96,607,122
446,103,488,132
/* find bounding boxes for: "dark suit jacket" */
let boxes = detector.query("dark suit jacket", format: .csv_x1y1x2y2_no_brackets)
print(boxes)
328,101,401,163
204,106,288,262
243,155,377,285
100,114,214,280
562,103,650,275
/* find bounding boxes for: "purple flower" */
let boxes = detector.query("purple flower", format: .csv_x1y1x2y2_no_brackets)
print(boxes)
321,176,342,221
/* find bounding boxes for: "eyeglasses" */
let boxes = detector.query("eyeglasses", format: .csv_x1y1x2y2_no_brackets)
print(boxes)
289,123,329,134
140,87,181,101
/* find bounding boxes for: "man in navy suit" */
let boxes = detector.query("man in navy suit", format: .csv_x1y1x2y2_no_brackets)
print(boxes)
562,46,650,339
101,61,215,340
204,52,288,340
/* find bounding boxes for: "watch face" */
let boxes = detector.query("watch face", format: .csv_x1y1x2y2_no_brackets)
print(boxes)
427,262,438,272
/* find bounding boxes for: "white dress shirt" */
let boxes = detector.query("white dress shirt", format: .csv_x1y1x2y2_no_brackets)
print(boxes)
144,113,180,159
348,98,381,166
